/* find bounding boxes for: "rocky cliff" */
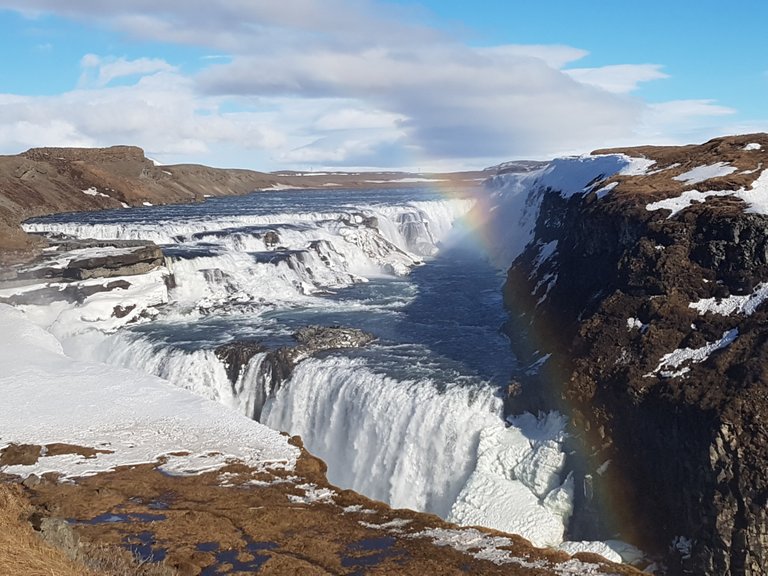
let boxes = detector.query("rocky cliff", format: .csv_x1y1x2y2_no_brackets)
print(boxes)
501,134,768,575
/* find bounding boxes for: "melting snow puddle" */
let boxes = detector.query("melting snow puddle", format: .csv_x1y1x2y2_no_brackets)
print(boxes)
341,535,408,570
124,531,167,563
197,539,278,575
72,511,167,525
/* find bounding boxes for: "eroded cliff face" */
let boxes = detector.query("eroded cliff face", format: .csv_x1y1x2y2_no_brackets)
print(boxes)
502,134,768,575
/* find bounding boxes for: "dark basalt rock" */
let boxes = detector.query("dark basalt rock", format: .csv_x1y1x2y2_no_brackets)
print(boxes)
214,340,268,385
214,326,375,420
502,160,768,574
64,243,163,280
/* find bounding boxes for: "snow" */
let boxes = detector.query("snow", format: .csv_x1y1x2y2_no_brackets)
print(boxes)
358,519,412,530
689,283,768,317
413,528,609,574
261,184,304,190
142,201,153,206
82,187,110,198
483,153,651,267
0,304,298,480
595,182,618,199
646,329,739,378
626,318,644,331
533,240,558,272
287,483,336,504
744,143,762,151
539,155,646,198
618,156,657,176
646,189,732,217
558,541,622,564
647,162,681,175
672,162,737,185
647,169,768,217
447,412,573,548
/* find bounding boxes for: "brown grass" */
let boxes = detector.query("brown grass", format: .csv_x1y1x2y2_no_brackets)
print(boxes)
0,483,98,576
0,484,176,576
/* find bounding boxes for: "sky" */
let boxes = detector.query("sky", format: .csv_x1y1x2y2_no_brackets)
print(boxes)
0,0,765,172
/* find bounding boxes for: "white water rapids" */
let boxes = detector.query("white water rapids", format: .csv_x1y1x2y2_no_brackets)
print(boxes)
20,186,579,550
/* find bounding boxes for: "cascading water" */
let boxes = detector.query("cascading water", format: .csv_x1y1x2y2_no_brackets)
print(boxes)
261,355,501,517
23,185,575,549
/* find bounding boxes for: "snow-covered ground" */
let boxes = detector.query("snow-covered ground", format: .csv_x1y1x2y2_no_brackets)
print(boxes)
0,304,298,479
672,162,737,185
647,169,768,217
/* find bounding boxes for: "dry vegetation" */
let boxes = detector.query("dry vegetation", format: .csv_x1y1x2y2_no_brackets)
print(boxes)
0,483,175,576
0,483,97,576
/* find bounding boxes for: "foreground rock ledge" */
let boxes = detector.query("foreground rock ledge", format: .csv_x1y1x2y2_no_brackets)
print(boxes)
1,442,639,576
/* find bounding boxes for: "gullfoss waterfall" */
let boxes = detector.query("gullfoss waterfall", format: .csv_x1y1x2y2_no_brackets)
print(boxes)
22,184,589,554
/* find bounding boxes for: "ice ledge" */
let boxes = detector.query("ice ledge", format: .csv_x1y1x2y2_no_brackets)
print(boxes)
0,304,299,479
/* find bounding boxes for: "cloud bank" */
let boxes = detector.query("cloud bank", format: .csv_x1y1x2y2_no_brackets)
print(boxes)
0,0,746,169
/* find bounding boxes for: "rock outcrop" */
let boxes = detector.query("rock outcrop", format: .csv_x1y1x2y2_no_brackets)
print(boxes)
501,134,768,575
215,326,376,420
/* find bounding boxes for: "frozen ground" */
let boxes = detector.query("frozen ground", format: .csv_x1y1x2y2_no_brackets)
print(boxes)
0,304,298,479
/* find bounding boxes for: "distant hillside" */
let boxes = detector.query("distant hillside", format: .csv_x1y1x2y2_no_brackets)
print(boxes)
0,146,484,264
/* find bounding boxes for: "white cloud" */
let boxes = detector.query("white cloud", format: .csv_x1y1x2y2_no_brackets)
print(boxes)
313,107,406,131
565,64,670,94
79,54,176,86
476,44,589,69
0,0,751,169
0,70,288,163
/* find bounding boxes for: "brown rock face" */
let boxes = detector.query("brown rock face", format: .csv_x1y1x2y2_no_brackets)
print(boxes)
502,134,768,575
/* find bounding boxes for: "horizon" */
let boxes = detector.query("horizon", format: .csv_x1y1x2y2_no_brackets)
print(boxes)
0,1,766,172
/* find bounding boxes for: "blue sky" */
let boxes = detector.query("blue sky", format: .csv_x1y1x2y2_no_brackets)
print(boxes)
0,1,765,171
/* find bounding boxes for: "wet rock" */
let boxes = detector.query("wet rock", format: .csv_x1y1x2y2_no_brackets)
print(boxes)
214,340,267,385
64,243,163,280
293,325,376,350
215,326,375,421
263,230,280,248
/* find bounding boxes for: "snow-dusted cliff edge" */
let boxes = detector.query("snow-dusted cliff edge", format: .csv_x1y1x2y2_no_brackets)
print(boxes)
493,133,768,576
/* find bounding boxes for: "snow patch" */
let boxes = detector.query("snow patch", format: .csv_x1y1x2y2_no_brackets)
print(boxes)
647,169,768,217
646,329,739,378
595,181,618,199
558,541,622,564
532,240,558,273
447,411,573,548
287,483,336,504
142,201,153,206
413,528,606,573
82,187,110,198
673,162,737,185
0,304,298,480
689,283,768,317
744,143,762,151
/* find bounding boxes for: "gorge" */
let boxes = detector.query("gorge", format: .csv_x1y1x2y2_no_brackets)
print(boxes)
3,134,768,575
